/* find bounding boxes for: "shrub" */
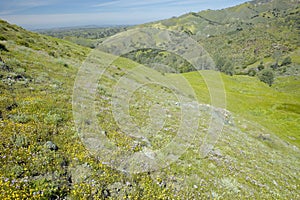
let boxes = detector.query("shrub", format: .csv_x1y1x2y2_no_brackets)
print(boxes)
49,51,59,58
221,62,234,75
17,40,30,47
257,62,264,71
280,67,287,73
215,55,226,71
0,35,7,41
281,56,292,66
270,62,279,70
44,112,63,126
10,133,29,148
10,113,31,123
0,43,8,51
248,68,257,76
258,69,274,86
5,58,21,67
11,165,24,178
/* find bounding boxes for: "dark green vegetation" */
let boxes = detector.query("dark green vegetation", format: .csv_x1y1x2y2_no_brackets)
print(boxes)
37,26,129,48
122,49,195,73
142,0,300,77
1,0,300,199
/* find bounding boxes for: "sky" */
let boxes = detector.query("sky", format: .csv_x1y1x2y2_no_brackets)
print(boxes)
0,0,249,29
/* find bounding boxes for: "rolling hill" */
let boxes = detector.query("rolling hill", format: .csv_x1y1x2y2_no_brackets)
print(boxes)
37,0,300,76
141,0,300,75
0,0,300,199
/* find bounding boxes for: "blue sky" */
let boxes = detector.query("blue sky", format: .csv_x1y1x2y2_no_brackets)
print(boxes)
0,0,249,29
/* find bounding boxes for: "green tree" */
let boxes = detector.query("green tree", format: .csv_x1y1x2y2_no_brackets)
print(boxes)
222,61,234,76
214,55,234,75
271,50,282,69
258,69,274,86
215,55,226,71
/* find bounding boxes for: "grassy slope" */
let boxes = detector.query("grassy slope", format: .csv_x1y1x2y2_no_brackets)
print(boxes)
83,51,300,199
0,18,300,199
182,71,300,146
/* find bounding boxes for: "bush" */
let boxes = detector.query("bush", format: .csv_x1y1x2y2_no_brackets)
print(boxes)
222,62,234,76
248,68,257,76
49,51,59,58
44,111,63,126
215,55,234,75
258,69,274,86
0,43,8,51
5,58,21,67
270,62,279,70
10,113,31,123
215,55,226,71
281,56,292,66
257,62,264,71
0,35,7,41
10,133,29,148
17,40,29,47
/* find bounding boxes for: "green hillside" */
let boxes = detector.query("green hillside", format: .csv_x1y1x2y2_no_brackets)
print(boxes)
183,71,300,145
0,0,300,199
36,0,300,77
141,0,300,75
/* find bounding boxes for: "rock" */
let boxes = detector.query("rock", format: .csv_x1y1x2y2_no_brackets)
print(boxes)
108,182,123,197
157,180,167,188
211,149,222,157
258,134,271,141
126,181,132,187
70,163,92,184
6,103,17,111
102,189,111,198
44,141,58,151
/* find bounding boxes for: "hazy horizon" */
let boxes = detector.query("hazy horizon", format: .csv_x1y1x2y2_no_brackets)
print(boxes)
0,0,248,29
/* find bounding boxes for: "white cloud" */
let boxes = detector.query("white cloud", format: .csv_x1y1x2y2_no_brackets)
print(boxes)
169,0,199,6
92,0,188,10
92,0,121,8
